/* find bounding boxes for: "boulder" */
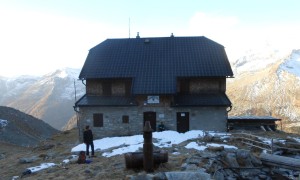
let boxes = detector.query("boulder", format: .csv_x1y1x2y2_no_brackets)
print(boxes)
19,156,38,164
236,150,253,167
224,153,239,168
0,153,5,160
165,171,210,180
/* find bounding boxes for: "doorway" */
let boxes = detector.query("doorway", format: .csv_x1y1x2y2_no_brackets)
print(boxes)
143,111,156,131
177,112,189,133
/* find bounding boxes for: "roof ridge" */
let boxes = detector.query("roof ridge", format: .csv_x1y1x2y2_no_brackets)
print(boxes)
106,36,206,40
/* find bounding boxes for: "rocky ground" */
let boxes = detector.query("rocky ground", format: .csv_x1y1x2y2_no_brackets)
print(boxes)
1,129,300,180
0,106,59,147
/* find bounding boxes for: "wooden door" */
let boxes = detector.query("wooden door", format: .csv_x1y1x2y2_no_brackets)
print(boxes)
143,111,156,131
177,112,189,133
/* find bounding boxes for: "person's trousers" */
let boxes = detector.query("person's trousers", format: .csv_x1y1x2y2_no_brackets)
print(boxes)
86,142,94,156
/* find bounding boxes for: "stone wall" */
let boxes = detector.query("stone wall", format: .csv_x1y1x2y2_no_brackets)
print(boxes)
177,107,227,131
79,77,229,140
78,106,227,141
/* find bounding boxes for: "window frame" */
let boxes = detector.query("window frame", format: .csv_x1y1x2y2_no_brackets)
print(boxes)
93,113,103,127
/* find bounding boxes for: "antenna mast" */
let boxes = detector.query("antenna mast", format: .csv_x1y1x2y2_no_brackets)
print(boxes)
129,18,131,38
74,79,77,103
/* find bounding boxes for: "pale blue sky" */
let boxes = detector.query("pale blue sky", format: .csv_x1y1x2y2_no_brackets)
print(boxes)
1,0,300,77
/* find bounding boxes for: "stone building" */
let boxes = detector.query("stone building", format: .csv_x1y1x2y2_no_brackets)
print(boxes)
74,35,234,139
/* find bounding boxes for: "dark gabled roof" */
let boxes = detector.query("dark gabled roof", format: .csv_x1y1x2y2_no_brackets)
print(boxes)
75,95,137,107
171,93,232,107
79,36,233,94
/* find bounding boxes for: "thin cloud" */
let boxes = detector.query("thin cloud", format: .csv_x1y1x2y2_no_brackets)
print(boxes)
0,8,108,76
188,12,300,61
188,12,239,37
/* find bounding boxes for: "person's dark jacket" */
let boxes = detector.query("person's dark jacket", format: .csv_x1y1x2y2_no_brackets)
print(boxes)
83,129,93,144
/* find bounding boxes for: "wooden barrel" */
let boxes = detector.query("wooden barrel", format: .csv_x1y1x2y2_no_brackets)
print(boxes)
153,150,168,164
124,152,143,169
124,150,168,169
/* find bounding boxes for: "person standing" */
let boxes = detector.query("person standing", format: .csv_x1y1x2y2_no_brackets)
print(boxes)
83,125,95,157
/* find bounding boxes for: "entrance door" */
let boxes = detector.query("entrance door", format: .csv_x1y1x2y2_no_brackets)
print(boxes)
177,112,189,133
143,112,156,131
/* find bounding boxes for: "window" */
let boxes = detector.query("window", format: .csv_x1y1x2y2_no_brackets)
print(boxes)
125,80,132,96
93,113,103,127
122,115,129,123
102,81,112,96
180,80,189,94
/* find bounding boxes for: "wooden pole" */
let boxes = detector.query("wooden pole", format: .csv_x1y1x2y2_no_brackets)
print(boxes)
143,121,154,172
260,153,300,171
271,138,273,154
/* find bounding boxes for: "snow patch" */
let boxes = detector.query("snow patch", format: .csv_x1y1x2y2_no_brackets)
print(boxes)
232,46,289,75
57,70,68,78
71,130,236,157
206,143,237,149
27,163,56,173
185,142,207,151
185,142,237,151
62,159,70,164
55,67,81,80
0,119,8,128
279,49,300,78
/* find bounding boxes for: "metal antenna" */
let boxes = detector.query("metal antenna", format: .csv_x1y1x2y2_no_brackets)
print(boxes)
129,18,131,38
74,79,77,103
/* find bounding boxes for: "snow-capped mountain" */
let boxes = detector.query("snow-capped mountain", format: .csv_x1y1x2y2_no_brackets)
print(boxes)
0,68,85,130
228,49,300,133
1,48,300,133
231,45,290,75
279,50,300,77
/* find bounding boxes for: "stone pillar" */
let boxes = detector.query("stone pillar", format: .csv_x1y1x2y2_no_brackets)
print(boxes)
143,121,154,172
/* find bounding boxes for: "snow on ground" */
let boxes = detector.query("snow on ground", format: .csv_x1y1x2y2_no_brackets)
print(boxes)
27,163,56,173
22,130,221,175
294,137,300,143
71,130,233,157
0,119,8,128
185,142,237,151
153,130,204,147
21,130,300,177
288,136,300,143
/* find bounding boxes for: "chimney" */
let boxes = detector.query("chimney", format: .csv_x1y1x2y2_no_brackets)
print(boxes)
136,32,140,38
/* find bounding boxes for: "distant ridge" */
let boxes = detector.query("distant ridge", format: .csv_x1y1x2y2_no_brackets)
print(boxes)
0,68,85,130
228,49,300,133
0,106,59,146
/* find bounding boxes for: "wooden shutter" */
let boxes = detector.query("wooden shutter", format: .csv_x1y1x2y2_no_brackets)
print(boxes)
122,115,129,123
93,113,103,127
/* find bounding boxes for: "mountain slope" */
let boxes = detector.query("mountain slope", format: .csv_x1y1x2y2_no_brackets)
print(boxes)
0,106,59,146
1,49,300,134
0,68,85,130
228,49,300,133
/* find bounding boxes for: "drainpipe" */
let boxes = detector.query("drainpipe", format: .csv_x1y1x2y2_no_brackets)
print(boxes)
81,79,86,86
226,105,232,132
227,105,232,112
73,106,80,113
73,105,81,141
